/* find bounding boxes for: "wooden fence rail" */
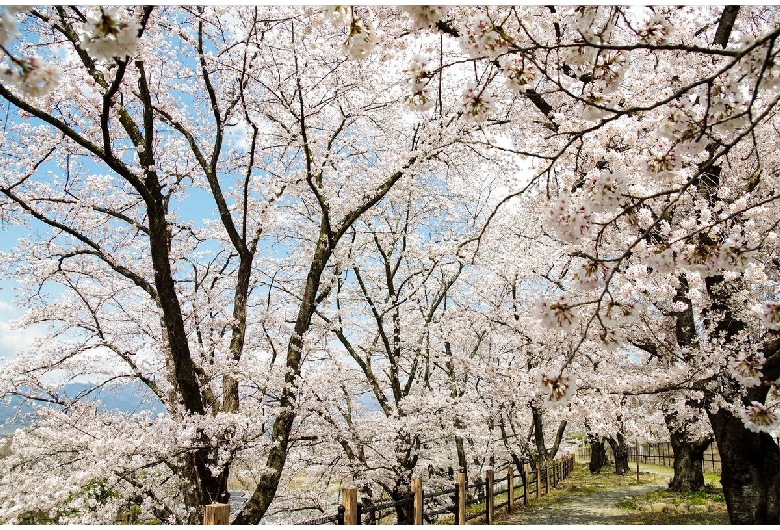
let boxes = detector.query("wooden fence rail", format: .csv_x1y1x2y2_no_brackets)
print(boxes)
576,441,724,474
254,453,575,526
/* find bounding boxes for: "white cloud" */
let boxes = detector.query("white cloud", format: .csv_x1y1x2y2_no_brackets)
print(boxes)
0,319,42,360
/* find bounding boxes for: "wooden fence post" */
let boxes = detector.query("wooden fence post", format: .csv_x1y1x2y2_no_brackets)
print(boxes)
535,464,540,499
412,477,423,525
710,445,716,473
485,469,494,524
456,472,466,525
507,466,514,514
545,462,550,494
342,488,358,525
203,503,230,525
523,463,529,506
635,441,640,483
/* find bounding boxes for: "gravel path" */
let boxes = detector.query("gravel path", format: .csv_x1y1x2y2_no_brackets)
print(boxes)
498,465,673,525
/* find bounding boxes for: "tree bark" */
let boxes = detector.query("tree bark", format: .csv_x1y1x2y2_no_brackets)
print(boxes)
392,480,414,524
665,404,710,493
703,275,780,523
607,434,630,475
531,405,568,463
667,431,709,492
708,407,780,523
589,435,608,474
232,235,331,524
713,6,740,48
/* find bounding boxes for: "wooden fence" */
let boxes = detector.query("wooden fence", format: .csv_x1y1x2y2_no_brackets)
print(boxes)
576,441,722,474
204,454,576,525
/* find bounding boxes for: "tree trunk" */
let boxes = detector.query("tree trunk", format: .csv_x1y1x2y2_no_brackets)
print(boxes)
232,235,332,524
392,482,414,524
708,407,780,523
360,485,378,525
530,405,568,463
702,276,780,523
607,434,629,475
589,436,608,474
667,431,709,492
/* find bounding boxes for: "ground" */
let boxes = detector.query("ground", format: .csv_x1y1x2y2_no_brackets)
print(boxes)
492,462,729,525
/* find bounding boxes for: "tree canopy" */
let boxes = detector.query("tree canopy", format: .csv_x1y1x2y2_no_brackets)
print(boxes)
0,5,778,525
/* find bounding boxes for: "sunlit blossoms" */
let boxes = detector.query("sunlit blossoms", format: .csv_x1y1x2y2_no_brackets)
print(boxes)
461,82,494,122
460,16,509,59
536,372,576,408
753,302,780,330
80,8,141,61
739,402,779,434
344,17,378,60
2,5,780,526
401,5,447,30
0,55,60,97
405,55,434,111
544,197,594,244
729,353,765,387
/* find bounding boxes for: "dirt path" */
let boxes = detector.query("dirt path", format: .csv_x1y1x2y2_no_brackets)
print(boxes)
498,465,673,525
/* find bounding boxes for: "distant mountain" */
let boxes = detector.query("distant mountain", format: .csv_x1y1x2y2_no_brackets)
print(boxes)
0,381,166,434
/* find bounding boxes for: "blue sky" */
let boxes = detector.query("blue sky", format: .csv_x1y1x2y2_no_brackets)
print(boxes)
0,224,41,362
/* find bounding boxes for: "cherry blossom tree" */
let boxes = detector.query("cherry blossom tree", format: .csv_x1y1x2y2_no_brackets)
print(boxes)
2,5,780,526
344,4,780,523
0,5,475,524
411,5,780,523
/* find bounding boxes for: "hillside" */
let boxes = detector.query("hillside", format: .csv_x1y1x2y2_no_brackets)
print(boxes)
0,381,165,434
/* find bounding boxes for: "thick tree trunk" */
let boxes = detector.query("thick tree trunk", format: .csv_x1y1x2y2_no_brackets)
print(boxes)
667,429,709,492
664,405,710,492
708,407,780,524
589,436,608,474
702,276,780,523
392,481,414,524
530,405,568,463
607,434,630,475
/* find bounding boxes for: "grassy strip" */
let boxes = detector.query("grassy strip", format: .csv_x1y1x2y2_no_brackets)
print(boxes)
492,462,729,525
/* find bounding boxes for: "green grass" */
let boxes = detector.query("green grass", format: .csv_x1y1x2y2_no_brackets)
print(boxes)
612,467,729,525
491,462,729,525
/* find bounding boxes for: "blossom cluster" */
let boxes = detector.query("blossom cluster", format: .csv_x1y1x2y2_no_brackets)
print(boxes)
405,55,434,111
0,7,23,46
636,13,673,45
0,56,61,97
739,401,779,434
499,55,538,92
344,17,378,60
728,352,764,387
401,5,447,30
459,16,510,59
535,295,579,332
461,82,494,122
536,371,576,408
544,197,594,244
80,8,141,61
